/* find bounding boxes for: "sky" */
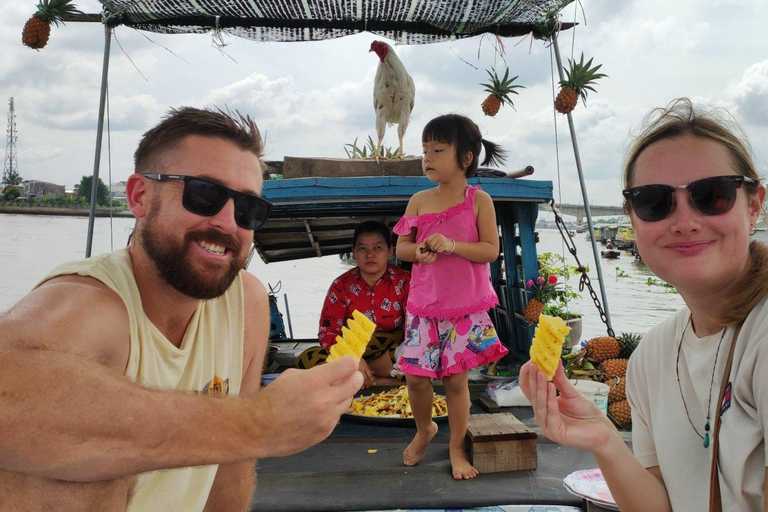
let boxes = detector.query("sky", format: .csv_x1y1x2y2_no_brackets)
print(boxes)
1,0,767,206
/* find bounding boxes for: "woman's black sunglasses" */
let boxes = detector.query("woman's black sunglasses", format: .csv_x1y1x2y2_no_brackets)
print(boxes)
143,174,273,230
622,175,758,222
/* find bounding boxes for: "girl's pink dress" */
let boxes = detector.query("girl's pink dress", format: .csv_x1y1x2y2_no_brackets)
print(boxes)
393,185,508,378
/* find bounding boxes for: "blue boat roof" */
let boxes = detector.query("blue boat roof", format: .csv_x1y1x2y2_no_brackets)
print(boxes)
255,176,552,263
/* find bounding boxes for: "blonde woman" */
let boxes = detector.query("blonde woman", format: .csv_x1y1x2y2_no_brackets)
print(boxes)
520,98,768,511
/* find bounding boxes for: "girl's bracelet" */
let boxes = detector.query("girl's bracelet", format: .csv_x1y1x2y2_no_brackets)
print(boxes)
445,238,456,255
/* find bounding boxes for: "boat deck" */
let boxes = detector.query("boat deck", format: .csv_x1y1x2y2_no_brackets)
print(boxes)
251,341,630,512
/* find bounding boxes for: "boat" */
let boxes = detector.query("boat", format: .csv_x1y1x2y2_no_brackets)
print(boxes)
255,170,615,510
601,250,620,259
64,1,623,509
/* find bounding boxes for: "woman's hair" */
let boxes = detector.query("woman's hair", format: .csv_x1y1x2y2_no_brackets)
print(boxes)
352,221,392,248
622,97,767,326
422,114,507,177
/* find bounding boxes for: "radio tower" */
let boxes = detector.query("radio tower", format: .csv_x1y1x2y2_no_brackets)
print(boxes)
3,97,19,186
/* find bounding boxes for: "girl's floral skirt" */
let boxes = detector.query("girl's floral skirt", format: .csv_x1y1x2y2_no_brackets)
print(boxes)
397,311,508,379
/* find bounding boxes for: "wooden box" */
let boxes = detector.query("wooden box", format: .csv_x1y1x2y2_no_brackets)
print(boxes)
466,413,538,473
282,156,423,179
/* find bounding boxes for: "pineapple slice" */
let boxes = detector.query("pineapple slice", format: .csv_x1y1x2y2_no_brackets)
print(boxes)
529,314,570,381
327,309,377,362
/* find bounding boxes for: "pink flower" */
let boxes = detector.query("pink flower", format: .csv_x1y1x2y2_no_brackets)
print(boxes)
536,276,545,285
526,279,534,288
548,275,558,284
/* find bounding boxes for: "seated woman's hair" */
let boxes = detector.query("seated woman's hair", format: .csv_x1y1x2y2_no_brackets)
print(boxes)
352,221,392,248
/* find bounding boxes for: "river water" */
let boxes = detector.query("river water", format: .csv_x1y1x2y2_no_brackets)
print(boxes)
4,212,759,341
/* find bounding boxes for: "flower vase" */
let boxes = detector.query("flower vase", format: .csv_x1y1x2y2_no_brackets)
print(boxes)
565,317,583,348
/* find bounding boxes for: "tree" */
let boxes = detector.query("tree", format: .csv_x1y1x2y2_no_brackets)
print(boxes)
1,169,24,186
75,175,110,206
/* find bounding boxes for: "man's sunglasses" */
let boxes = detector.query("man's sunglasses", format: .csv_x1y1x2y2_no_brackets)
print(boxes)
622,175,757,222
143,174,272,230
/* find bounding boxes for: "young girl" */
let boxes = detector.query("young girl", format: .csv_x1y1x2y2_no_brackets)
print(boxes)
393,114,509,480
520,98,768,510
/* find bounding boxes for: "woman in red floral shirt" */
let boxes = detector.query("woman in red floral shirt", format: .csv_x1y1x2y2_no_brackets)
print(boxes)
298,221,409,387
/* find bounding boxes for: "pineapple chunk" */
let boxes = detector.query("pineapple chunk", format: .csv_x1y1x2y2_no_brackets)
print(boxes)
352,310,376,332
327,309,377,362
529,314,570,381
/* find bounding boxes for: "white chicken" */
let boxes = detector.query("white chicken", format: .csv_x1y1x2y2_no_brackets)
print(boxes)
369,40,415,160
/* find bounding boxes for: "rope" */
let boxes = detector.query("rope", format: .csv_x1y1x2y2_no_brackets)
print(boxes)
550,199,615,338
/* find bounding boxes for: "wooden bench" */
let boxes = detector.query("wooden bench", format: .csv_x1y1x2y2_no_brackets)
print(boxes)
466,413,538,473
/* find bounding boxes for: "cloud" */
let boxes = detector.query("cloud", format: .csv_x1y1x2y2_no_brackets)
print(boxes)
728,59,768,127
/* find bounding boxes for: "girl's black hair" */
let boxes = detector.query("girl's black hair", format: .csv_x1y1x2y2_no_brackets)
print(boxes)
352,221,392,248
422,114,507,177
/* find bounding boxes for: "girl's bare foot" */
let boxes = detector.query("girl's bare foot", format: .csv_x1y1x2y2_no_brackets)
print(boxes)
403,421,438,466
450,447,479,480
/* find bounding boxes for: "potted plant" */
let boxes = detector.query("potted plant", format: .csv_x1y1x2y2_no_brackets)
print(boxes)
537,252,584,345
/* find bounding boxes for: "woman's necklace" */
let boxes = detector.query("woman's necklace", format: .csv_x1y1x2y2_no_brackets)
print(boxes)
675,317,727,449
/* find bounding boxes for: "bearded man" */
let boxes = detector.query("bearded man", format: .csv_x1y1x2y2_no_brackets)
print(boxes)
0,107,363,511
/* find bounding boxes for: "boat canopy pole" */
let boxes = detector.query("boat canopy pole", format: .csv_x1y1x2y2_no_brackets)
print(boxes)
85,23,112,257
551,29,612,329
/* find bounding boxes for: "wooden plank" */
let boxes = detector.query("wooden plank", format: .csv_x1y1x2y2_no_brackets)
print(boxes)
478,396,501,413
469,438,538,472
466,413,537,442
283,156,423,179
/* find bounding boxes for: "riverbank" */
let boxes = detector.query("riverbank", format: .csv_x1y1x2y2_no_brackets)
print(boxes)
0,205,133,218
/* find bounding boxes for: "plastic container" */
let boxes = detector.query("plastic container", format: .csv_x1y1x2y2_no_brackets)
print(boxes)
261,373,280,386
571,380,610,414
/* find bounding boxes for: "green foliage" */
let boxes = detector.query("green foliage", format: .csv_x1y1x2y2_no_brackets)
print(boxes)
75,175,110,206
1,169,24,186
645,277,678,293
2,187,21,200
538,252,583,319
344,136,405,159
615,267,630,278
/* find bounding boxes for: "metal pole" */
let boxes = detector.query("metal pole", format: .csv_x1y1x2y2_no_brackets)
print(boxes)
85,24,112,257
551,30,612,329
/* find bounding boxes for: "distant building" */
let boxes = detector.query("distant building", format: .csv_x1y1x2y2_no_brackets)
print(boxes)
110,181,127,199
24,180,65,198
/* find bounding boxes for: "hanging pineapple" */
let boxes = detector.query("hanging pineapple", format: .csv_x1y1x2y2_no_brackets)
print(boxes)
554,53,607,115
480,67,525,117
21,0,83,50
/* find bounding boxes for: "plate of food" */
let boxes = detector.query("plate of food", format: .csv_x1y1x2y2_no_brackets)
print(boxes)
479,365,518,382
342,385,449,427
563,468,618,510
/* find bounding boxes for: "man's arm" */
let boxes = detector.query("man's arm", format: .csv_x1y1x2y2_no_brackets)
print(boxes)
204,272,268,512
0,276,363,482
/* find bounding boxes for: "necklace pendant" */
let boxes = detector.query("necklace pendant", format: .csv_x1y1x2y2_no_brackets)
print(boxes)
703,431,710,448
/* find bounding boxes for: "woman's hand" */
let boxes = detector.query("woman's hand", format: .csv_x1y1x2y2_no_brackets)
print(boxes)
358,359,376,388
519,360,615,452
415,243,437,265
424,233,453,254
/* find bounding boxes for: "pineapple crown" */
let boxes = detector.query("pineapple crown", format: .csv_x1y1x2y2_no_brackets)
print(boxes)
481,67,525,107
526,274,559,303
560,53,607,104
33,0,83,25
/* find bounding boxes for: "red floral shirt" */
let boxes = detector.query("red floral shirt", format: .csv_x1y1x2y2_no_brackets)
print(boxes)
318,265,410,350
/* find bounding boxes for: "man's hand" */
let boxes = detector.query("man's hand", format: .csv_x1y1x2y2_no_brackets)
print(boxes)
246,357,363,458
358,358,375,388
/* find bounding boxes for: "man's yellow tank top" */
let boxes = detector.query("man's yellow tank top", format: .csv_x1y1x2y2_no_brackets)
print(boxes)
38,248,245,512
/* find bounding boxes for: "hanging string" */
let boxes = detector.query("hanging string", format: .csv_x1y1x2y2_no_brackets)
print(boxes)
549,35,570,313
212,15,238,63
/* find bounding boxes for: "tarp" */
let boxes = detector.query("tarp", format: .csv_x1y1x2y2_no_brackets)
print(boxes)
97,0,573,44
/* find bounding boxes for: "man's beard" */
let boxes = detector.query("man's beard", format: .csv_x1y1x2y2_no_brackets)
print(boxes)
140,207,247,300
